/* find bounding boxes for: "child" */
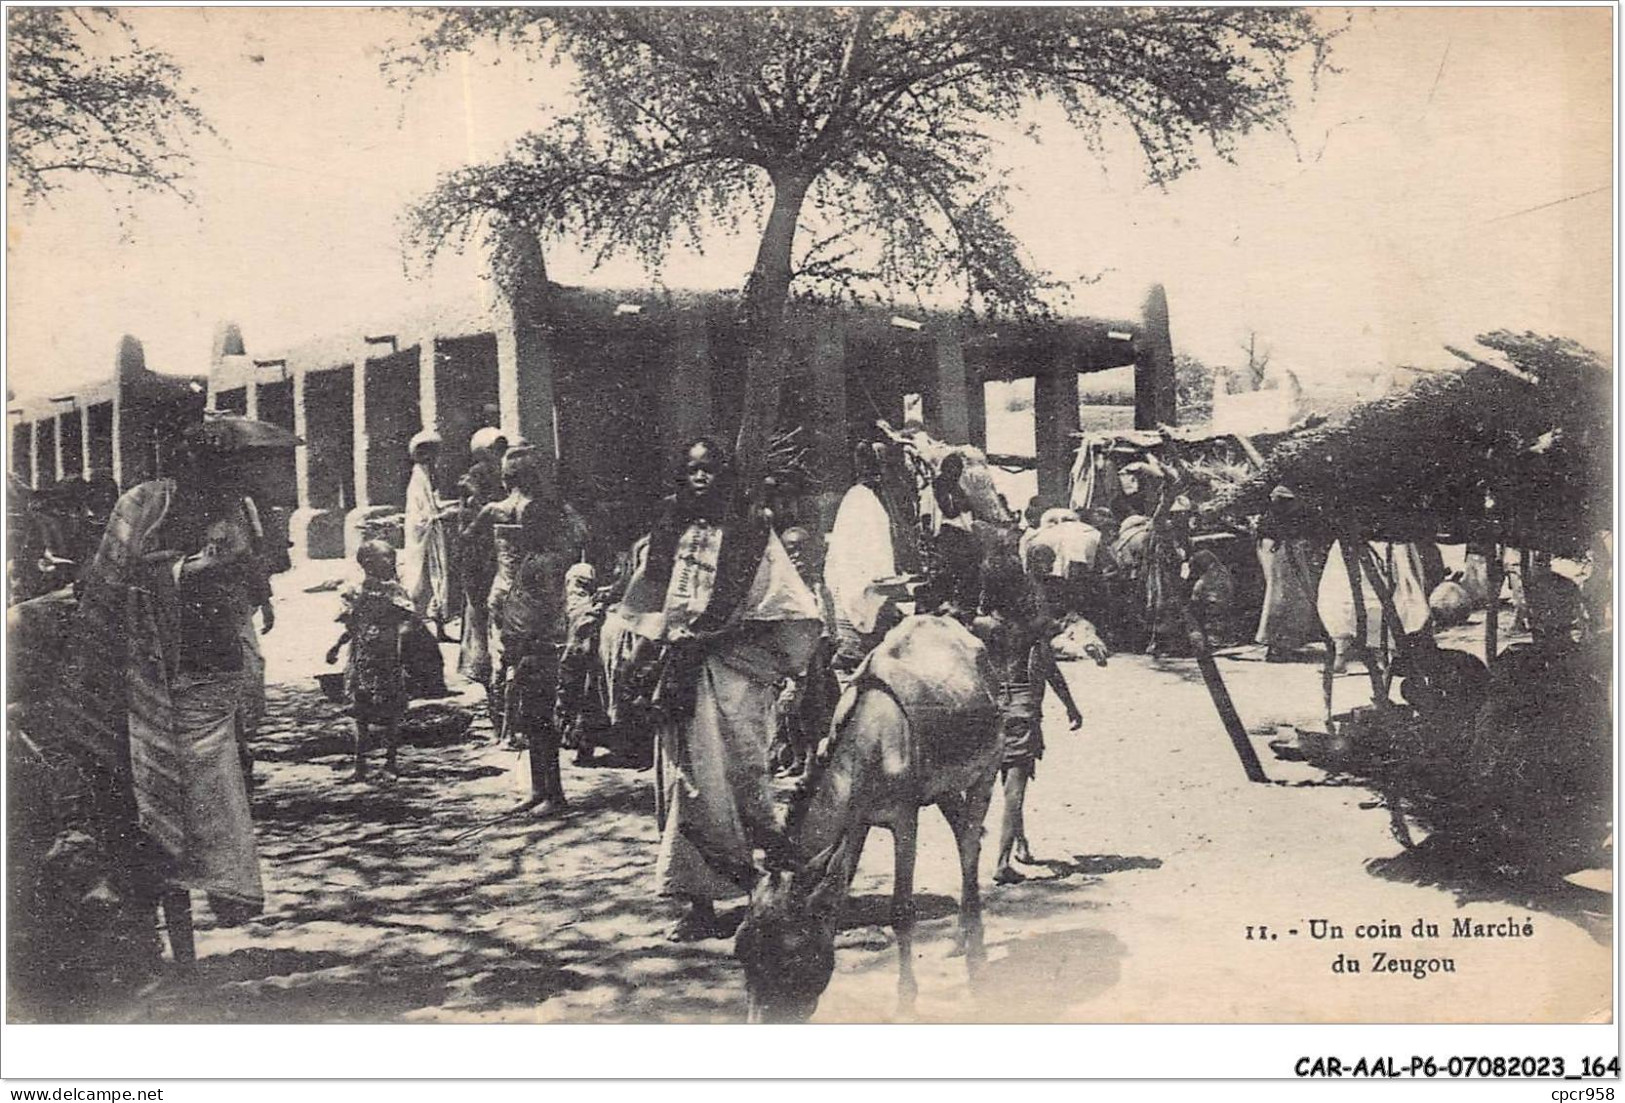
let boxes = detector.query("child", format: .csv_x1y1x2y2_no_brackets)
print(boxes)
326,539,417,781
976,546,1083,885
555,561,606,765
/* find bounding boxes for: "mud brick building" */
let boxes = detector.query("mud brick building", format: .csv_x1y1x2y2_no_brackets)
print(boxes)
10,284,1176,561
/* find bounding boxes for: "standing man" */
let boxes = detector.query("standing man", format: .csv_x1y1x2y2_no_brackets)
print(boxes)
773,526,840,777
464,446,585,811
402,430,456,642
1254,486,1323,661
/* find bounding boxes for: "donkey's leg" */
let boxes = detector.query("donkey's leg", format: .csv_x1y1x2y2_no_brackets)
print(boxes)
891,809,920,1018
957,766,998,974
935,793,973,958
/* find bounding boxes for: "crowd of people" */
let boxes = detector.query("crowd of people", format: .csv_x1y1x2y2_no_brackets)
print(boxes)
10,407,1609,1010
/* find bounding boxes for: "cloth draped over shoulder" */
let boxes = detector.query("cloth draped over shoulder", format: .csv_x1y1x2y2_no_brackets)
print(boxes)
607,505,823,900
824,484,896,635
611,507,823,672
69,479,263,912
402,464,450,620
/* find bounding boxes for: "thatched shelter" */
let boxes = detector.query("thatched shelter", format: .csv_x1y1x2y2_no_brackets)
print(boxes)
1208,332,1611,556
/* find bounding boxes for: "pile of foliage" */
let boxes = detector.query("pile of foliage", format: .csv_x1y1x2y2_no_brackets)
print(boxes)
1209,332,1611,555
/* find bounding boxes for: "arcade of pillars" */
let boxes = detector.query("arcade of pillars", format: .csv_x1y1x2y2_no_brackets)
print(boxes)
9,335,206,495
9,284,1176,562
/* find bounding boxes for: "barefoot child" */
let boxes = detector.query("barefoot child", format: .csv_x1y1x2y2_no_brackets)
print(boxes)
326,539,417,780
977,545,1083,885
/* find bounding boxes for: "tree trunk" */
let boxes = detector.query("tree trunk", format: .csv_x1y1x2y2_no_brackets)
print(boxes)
733,172,811,501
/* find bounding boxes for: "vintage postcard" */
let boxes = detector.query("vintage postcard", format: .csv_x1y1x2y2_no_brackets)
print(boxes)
4,4,1614,1061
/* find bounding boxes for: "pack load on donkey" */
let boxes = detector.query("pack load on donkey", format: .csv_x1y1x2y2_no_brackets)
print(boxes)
1208,331,1613,878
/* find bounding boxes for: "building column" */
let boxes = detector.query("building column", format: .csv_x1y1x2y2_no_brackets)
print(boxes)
418,336,439,436
79,403,93,477
245,377,260,420
51,415,64,483
933,324,971,444
345,344,375,556
291,367,310,511
496,322,521,444
110,393,124,488
496,305,559,489
966,369,987,451
111,335,144,489
1034,349,1081,507
493,219,558,489
29,420,41,488
1135,283,1177,429
290,364,342,560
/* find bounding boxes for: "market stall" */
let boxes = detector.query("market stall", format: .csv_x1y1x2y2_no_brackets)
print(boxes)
1208,331,1612,874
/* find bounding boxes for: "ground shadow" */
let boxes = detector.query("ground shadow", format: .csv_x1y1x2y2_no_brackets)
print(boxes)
838,891,958,931
1366,836,1612,946
1062,854,1163,876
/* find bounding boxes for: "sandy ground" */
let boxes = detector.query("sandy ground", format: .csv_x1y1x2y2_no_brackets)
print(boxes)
124,563,1610,1025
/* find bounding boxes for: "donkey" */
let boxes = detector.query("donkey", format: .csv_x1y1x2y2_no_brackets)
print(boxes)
734,614,1003,1022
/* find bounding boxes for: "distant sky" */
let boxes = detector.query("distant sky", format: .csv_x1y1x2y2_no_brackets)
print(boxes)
6,6,1614,403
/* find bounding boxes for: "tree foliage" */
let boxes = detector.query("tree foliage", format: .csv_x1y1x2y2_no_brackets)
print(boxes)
7,8,212,209
1174,352,1215,423
388,7,1335,479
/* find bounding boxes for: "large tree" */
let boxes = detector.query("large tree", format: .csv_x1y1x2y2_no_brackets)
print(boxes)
390,8,1334,487
7,8,212,209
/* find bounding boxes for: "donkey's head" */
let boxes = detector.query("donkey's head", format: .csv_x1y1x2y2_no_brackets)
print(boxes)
734,871,836,1023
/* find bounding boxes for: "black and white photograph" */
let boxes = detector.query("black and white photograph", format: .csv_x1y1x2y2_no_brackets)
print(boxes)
2,1,1616,1081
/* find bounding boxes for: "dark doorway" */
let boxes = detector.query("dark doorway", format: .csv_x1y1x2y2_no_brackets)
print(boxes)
87,402,114,476
304,367,355,512
364,350,421,507
214,387,248,416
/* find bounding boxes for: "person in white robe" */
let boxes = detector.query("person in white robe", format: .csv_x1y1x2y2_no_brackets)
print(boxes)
401,430,456,639
823,443,897,666
1253,487,1324,660
1317,539,1431,670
